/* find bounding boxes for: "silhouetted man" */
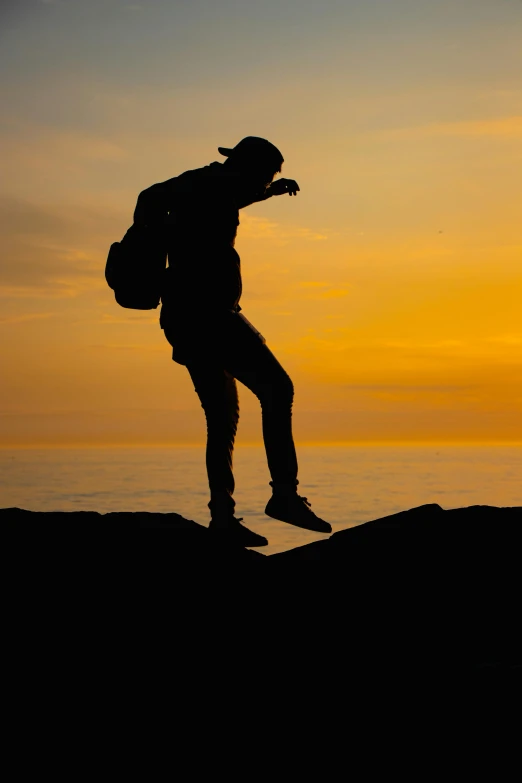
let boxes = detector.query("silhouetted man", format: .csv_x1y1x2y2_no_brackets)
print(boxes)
138,137,332,546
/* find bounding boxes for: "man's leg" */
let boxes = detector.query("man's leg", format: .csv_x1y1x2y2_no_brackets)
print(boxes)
186,360,268,546
186,362,238,517
226,344,299,491
223,314,332,534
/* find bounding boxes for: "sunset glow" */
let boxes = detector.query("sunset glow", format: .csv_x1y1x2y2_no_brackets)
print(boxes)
1,0,521,446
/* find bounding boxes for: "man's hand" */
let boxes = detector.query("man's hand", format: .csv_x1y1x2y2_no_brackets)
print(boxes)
268,178,300,197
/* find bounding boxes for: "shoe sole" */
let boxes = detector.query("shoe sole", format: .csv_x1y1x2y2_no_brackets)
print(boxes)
264,507,332,534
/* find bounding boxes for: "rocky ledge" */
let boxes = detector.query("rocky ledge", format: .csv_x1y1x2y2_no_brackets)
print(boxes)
3,503,521,674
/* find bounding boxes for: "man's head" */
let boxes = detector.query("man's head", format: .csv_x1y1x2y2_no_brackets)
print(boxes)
218,136,284,189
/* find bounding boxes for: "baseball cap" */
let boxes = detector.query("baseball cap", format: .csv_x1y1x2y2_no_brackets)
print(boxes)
218,136,284,168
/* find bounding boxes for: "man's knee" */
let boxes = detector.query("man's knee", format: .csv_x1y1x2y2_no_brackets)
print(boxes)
259,371,294,410
200,389,240,435
279,372,294,405
188,367,239,421
204,401,239,423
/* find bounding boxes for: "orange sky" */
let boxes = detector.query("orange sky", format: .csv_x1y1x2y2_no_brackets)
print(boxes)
1,0,521,446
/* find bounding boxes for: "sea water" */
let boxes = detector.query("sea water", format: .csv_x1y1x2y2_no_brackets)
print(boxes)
0,444,521,554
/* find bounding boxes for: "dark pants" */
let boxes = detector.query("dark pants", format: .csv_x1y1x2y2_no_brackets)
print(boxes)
164,311,298,515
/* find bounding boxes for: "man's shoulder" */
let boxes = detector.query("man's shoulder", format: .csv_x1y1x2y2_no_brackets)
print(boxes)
177,161,220,178
173,162,235,198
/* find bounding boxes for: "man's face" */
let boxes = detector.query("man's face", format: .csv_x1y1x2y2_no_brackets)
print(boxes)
241,160,281,191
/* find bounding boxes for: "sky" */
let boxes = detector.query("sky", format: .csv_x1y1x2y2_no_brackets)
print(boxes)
1,0,521,446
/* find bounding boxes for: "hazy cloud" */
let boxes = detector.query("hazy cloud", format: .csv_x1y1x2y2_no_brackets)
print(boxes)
382,116,522,140
485,334,522,346
1,123,130,200
0,196,115,296
92,343,164,352
295,281,350,300
346,384,475,394
0,312,54,324
318,288,349,299
240,214,327,243
100,312,158,325
382,339,467,350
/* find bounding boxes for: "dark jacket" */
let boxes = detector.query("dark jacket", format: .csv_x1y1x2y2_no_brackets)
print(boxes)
133,162,270,323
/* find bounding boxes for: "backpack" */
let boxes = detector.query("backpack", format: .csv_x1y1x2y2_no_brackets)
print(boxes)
105,185,169,310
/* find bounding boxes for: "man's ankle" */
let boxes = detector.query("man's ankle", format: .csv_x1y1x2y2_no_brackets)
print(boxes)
208,493,235,519
269,481,299,496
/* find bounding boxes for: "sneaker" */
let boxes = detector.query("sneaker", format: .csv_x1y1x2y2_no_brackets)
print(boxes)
265,493,332,534
208,517,268,548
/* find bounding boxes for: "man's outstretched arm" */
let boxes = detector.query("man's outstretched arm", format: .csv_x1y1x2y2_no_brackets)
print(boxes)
237,178,301,209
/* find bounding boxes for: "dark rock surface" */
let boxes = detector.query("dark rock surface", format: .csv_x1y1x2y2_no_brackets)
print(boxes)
0,506,264,562
267,503,522,676
3,503,521,675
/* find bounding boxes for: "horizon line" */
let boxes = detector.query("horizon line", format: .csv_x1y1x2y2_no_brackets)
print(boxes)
1,440,522,450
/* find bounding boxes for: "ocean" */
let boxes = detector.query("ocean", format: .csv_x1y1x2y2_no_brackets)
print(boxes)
0,444,521,554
